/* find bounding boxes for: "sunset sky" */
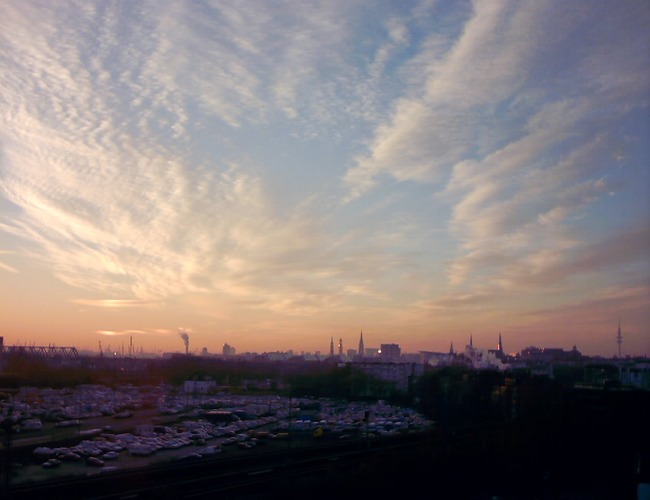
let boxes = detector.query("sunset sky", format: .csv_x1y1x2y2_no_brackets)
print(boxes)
1,0,648,357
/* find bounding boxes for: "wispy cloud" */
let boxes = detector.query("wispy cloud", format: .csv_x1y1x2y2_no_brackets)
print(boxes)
345,0,649,312
0,262,18,274
97,329,176,337
1,1,413,310
0,250,18,274
73,299,160,309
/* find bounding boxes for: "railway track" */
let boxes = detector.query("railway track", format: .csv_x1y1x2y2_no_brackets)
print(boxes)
3,431,432,499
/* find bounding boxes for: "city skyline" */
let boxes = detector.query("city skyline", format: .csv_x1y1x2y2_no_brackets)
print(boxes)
0,322,641,362
1,1,649,357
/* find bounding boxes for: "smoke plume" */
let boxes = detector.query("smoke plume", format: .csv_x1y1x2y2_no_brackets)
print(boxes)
179,331,189,354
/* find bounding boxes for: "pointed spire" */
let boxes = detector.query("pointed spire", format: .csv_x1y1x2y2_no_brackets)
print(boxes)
498,333,503,352
449,341,455,355
470,334,473,347
358,330,365,357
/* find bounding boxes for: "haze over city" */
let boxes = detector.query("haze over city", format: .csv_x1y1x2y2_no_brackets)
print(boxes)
1,1,648,358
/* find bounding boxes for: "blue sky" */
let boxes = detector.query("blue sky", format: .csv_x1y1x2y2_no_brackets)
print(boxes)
1,0,648,356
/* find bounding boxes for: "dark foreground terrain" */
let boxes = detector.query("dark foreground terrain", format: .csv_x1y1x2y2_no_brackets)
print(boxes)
3,417,647,500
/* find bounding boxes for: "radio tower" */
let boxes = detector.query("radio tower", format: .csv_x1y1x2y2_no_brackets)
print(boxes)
616,320,623,358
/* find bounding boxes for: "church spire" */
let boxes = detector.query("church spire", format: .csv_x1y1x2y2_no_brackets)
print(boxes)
497,333,503,352
358,331,365,357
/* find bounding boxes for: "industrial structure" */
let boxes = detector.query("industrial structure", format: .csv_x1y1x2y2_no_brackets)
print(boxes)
0,337,79,360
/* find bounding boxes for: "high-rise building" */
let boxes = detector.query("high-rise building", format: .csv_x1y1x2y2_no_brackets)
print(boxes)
338,337,343,356
379,343,401,360
329,337,334,356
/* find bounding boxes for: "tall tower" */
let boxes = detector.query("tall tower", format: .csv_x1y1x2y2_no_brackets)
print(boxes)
497,333,503,353
616,320,623,358
338,337,343,356
329,337,334,356
465,335,474,358
358,331,365,357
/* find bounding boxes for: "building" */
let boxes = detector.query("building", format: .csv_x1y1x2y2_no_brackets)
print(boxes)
619,359,650,390
379,343,401,361
519,345,582,363
487,333,507,361
365,348,379,358
419,350,454,366
353,361,424,391
463,335,508,369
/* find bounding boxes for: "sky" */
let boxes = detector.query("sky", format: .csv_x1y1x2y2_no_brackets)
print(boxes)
1,0,649,358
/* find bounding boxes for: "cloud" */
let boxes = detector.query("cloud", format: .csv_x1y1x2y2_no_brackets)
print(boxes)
344,0,648,225
73,299,160,309
344,1,545,198
0,262,18,274
97,329,176,337
0,0,647,354
0,0,370,307
345,1,650,316
0,250,18,274
418,287,500,311
528,285,650,321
